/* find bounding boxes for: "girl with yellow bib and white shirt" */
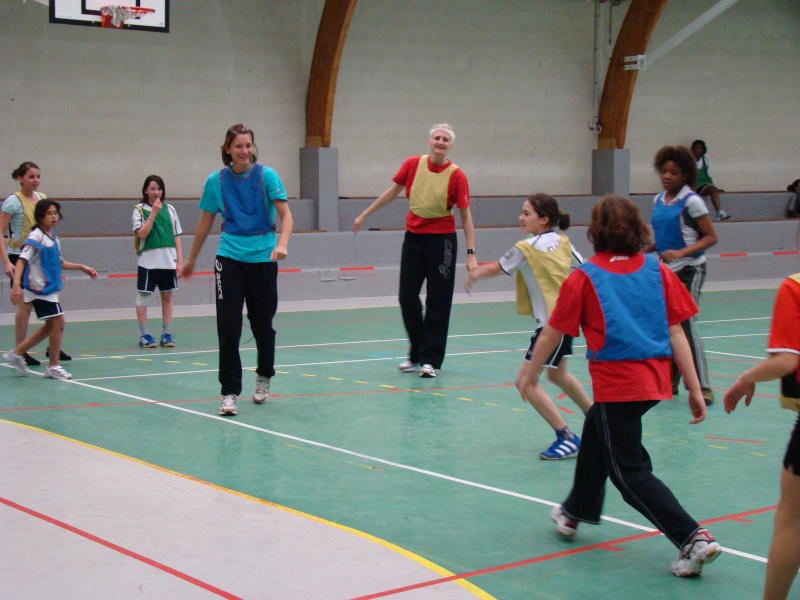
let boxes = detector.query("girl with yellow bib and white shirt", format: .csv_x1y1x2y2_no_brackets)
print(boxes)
466,194,591,460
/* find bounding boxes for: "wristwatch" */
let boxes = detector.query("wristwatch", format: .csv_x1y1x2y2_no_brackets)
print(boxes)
466,248,476,255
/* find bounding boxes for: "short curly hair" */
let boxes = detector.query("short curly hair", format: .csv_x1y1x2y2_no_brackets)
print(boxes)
587,195,651,255
654,145,698,189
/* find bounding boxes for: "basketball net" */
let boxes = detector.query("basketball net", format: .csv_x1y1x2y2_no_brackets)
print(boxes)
100,5,155,28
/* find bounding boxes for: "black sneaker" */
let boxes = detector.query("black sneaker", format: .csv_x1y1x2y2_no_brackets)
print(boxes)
23,352,41,367
46,348,72,361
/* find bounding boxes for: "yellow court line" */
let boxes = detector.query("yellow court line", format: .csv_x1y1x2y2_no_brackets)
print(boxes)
1,419,496,600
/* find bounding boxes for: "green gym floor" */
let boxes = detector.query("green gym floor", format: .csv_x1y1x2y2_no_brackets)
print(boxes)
0,287,795,599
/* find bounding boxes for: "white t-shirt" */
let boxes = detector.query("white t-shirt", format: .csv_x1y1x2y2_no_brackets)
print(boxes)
132,202,183,270
19,228,62,302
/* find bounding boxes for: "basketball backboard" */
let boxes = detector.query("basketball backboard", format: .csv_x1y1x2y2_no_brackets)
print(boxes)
50,0,169,32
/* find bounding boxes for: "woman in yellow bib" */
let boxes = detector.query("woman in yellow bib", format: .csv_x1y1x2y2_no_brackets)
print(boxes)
353,124,477,378
1,162,72,367
466,194,592,460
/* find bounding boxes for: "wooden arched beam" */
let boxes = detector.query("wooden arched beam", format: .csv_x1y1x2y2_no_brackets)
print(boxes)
305,0,359,148
597,0,669,149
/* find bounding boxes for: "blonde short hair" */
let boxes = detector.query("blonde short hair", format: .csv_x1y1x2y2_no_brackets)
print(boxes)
429,123,455,142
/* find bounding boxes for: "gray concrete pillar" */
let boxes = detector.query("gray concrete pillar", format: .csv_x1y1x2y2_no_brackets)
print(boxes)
299,147,339,231
592,148,630,197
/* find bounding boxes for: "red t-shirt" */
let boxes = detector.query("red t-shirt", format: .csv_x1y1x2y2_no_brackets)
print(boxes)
548,252,698,402
767,277,800,380
393,156,470,234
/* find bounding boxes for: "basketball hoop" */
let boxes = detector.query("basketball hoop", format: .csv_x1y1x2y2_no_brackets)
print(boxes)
100,5,155,29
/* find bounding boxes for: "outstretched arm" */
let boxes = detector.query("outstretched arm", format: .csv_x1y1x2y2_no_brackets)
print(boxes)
353,183,404,233
724,352,800,414
62,261,97,279
465,261,501,294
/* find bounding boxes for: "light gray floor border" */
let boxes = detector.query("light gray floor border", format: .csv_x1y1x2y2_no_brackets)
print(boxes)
0,421,486,600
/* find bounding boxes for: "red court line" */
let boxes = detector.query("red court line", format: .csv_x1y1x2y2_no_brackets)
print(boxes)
705,436,765,444
719,253,748,257
351,505,775,599
0,496,242,600
340,266,376,271
774,251,799,256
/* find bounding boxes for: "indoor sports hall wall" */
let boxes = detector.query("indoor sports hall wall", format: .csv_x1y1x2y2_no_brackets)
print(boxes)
0,1,797,201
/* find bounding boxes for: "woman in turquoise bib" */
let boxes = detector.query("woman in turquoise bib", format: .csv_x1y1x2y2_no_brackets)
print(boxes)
353,123,477,378
645,146,719,405
183,124,293,417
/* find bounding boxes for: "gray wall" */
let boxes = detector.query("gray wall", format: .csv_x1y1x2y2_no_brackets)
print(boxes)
1,1,798,201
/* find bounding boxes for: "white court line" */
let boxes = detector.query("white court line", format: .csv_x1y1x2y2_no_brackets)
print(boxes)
696,317,772,324
65,330,535,362
36,375,769,565
74,349,532,382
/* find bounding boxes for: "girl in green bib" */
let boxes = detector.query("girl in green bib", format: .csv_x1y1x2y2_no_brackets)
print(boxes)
133,175,183,348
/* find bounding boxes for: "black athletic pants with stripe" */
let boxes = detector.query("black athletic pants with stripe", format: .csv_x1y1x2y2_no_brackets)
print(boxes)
215,256,277,396
398,231,457,370
562,401,701,549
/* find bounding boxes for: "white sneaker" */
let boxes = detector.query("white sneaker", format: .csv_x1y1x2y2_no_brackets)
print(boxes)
219,394,238,416
3,351,30,375
714,210,731,221
44,365,73,379
251,375,270,404
398,360,418,373
550,505,578,538
670,528,721,577
419,364,436,378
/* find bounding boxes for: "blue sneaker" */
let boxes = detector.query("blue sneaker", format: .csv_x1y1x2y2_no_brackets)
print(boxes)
160,333,175,347
139,334,157,348
539,434,580,460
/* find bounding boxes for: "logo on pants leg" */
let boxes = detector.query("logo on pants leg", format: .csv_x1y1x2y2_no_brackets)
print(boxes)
439,239,453,279
215,259,223,300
